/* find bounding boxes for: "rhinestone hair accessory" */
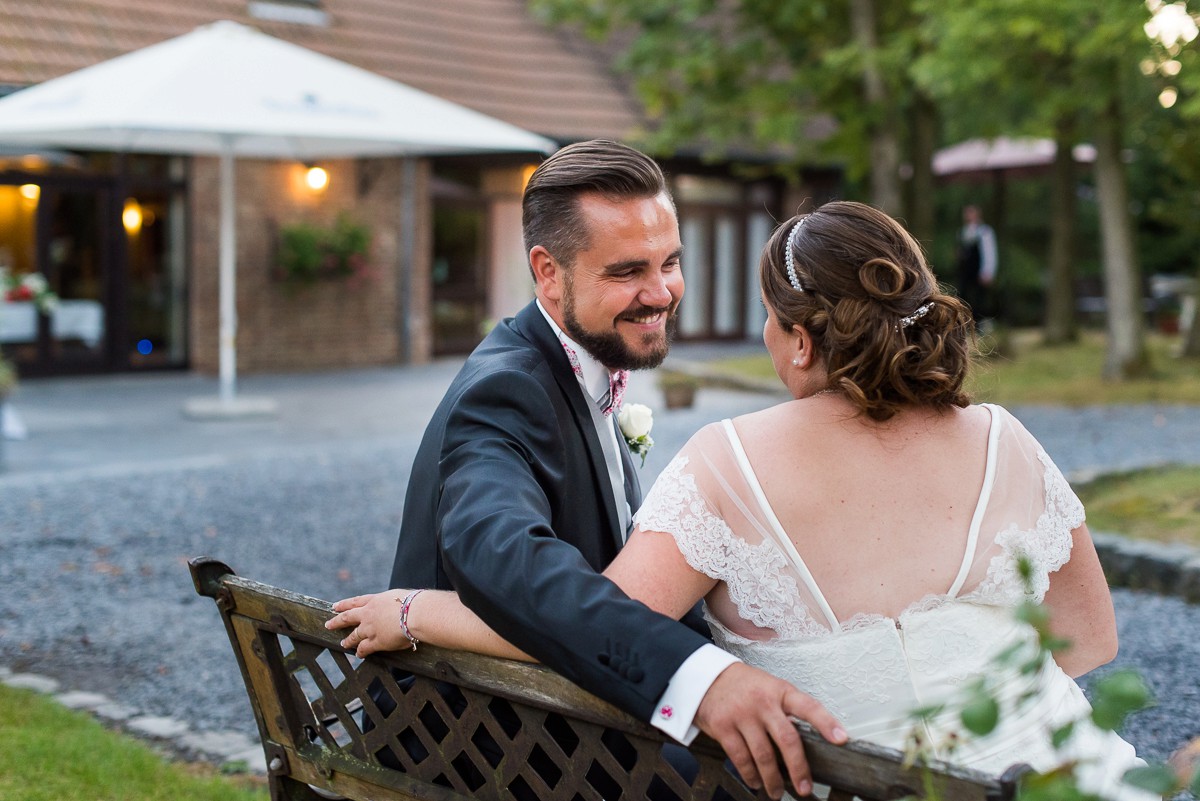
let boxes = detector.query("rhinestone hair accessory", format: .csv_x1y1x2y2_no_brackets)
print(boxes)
898,302,934,331
783,217,807,292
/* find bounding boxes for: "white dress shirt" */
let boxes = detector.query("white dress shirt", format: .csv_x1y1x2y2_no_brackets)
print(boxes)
536,300,738,743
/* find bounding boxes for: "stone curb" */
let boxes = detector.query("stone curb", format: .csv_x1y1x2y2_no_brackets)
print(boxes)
0,671,267,774
1,532,1195,780
1092,531,1200,604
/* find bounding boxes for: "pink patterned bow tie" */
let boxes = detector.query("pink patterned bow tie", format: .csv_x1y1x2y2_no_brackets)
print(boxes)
603,369,628,417
561,341,629,417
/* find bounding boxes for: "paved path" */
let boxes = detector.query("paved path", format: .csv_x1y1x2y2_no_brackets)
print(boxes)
2,355,1198,771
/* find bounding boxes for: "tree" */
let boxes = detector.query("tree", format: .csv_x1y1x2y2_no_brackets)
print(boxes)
529,0,921,214
915,0,1157,378
1142,0,1200,357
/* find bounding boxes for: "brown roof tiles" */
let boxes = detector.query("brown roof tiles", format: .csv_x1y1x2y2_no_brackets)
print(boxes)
0,0,643,141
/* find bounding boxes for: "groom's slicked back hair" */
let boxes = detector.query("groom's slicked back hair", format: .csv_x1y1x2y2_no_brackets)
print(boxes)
522,139,671,271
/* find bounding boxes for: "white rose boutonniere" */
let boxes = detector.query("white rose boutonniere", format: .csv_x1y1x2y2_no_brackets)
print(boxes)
618,403,654,467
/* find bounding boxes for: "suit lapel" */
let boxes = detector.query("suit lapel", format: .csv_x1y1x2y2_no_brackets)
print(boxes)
513,303,625,549
617,415,642,514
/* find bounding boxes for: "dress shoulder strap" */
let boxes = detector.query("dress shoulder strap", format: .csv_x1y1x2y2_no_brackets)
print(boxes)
946,404,1003,597
720,419,841,629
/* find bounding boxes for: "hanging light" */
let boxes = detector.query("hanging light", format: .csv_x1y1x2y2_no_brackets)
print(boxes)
18,183,40,202
123,198,144,234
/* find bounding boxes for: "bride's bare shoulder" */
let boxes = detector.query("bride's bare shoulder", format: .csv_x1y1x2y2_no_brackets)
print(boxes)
728,398,818,436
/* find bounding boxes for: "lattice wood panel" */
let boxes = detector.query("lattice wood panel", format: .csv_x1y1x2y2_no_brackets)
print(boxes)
265,629,756,801
190,557,1023,801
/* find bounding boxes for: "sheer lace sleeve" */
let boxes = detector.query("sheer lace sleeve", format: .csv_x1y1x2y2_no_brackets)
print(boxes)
961,406,1086,606
633,424,829,640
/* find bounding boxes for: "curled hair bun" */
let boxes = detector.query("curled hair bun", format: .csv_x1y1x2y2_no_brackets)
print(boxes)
759,201,974,421
857,257,913,301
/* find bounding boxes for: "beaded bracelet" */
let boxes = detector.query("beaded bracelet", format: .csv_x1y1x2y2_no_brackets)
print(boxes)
398,589,425,651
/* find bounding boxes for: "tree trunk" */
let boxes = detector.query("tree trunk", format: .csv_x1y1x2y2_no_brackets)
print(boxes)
909,92,938,249
1092,96,1150,380
1182,272,1200,357
850,0,902,215
1043,115,1078,345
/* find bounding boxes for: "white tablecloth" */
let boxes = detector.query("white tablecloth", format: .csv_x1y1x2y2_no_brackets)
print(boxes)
0,300,105,347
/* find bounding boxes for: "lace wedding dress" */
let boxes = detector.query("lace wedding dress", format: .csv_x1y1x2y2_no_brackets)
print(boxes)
634,404,1149,800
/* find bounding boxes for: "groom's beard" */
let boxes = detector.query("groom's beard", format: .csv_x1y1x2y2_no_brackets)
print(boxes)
562,290,678,372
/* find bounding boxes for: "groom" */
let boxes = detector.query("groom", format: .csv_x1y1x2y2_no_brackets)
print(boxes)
388,140,840,798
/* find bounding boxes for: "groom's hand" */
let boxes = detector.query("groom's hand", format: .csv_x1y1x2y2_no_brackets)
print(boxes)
694,663,847,800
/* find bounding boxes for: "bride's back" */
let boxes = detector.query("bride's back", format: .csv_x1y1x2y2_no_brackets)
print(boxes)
733,398,994,622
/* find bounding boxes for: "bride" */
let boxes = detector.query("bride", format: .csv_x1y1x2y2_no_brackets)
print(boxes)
328,201,1148,799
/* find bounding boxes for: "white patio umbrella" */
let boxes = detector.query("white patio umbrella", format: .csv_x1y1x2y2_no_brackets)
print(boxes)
0,20,555,415
933,137,1096,176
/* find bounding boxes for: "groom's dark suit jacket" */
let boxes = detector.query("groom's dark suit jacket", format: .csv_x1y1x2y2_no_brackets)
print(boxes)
389,300,710,720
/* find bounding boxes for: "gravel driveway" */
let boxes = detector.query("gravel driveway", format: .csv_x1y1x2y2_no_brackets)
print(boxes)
1,364,1197,770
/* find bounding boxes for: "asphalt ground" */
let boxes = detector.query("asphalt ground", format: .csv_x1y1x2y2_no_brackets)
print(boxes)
1,350,1198,772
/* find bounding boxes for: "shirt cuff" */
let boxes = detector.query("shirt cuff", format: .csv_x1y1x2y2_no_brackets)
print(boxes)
649,644,741,745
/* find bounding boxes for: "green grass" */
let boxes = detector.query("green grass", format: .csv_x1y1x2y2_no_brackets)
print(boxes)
0,685,266,801
1076,466,1200,548
706,329,1200,406
968,330,1200,405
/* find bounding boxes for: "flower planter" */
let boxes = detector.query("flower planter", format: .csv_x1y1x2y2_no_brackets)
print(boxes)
662,383,697,410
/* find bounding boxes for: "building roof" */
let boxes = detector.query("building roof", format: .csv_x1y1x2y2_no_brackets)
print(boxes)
0,0,644,142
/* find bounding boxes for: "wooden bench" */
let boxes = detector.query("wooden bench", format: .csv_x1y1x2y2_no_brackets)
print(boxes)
189,557,1028,801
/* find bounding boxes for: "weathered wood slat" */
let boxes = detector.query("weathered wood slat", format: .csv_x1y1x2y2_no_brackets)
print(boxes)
190,557,1027,801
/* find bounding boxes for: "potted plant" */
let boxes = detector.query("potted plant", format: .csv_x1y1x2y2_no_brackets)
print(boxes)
2,267,60,312
658,369,700,409
275,213,373,287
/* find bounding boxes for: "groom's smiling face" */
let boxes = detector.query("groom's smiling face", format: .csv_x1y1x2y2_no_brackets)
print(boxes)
544,191,684,371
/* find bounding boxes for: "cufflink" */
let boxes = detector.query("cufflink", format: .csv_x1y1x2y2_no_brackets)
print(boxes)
659,705,674,719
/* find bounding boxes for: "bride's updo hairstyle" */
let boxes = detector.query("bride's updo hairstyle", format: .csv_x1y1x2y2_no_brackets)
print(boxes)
761,201,973,421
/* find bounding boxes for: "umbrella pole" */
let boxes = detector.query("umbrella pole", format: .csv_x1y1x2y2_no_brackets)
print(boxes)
184,142,275,419
218,142,236,404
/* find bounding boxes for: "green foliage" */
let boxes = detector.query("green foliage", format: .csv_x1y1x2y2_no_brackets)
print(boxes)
959,685,999,736
531,0,922,182
275,213,372,286
1050,721,1075,750
1089,670,1153,731
1122,764,1181,795
914,0,1156,138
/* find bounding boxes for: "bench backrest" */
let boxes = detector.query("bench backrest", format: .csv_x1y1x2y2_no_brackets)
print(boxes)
189,557,1024,801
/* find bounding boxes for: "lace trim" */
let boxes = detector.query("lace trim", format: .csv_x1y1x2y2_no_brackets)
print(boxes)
638,438,1085,642
635,456,827,638
969,449,1083,605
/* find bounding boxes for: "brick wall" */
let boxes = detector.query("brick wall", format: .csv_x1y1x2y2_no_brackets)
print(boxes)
189,156,432,374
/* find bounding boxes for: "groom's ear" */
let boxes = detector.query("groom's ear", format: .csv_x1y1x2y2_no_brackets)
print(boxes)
530,245,564,303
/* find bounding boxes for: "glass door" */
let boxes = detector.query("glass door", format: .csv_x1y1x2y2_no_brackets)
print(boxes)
1,153,188,375
36,183,114,370
431,201,489,355
2,179,113,372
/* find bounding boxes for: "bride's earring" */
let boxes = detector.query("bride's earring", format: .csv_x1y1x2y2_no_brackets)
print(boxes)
792,358,801,366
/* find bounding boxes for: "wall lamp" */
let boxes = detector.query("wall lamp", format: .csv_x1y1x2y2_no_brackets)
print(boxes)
305,164,329,192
